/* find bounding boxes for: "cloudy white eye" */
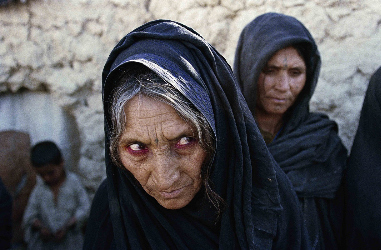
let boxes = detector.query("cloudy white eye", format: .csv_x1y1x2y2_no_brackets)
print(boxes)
175,136,196,149
127,143,148,155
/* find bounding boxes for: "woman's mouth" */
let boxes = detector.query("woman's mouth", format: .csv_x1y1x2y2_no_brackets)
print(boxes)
159,186,186,199
269,96,287,103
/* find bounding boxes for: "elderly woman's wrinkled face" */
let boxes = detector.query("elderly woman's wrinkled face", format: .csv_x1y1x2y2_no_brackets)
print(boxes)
118,95,207,209
256,46,306,116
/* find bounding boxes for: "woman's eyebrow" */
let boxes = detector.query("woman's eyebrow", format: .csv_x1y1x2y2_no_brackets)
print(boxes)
290,66,306,71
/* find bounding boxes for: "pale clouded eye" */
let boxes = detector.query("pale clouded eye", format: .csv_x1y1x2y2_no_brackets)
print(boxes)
127,143,148,155
175,136,196,149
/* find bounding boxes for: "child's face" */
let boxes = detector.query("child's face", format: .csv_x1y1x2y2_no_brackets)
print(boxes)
35,163,65,186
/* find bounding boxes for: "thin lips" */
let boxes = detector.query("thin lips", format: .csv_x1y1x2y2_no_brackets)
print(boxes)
268,96,287,101
159,186,187,198
161,186,184,193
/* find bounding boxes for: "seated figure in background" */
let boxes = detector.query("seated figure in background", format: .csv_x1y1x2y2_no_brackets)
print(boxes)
23,141,90,250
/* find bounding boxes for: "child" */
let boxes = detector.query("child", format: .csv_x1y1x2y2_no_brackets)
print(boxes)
23,141,90,250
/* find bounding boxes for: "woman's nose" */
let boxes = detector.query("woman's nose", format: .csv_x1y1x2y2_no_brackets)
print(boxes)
151,153,180,189
275,72,290,91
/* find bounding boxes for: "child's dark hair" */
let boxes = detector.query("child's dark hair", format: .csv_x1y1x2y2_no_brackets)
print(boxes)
31,141,63,168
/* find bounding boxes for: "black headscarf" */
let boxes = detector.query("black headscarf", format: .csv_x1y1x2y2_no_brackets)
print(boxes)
234,13,348,249
84,20,309,249
343,66,381,249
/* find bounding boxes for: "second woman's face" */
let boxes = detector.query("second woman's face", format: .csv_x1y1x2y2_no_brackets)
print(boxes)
256,46,307,116
118,95,207,210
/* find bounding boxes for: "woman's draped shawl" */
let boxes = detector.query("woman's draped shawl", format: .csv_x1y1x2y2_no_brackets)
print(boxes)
344,66,381,249
234,13,348,249
83,20,309,249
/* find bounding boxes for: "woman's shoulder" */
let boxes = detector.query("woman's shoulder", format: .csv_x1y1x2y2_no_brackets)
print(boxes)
306,112,336,126
90,179,109,212
83,179,115,249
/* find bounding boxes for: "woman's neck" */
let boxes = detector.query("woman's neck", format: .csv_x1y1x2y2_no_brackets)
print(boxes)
255,109,284,135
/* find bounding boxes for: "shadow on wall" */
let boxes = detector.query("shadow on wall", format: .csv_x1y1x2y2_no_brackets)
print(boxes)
0,91,81,174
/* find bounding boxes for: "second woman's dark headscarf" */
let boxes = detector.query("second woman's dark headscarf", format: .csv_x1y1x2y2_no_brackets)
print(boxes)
234,12,321,132
99,20,284,249
234,13,348,249
234,12,347,200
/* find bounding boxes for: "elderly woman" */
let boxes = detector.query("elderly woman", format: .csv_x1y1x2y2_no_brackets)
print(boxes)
344,66,381,249
83,20,310,249
234,13,348,249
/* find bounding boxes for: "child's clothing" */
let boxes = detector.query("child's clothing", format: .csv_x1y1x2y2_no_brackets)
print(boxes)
23,171,90,250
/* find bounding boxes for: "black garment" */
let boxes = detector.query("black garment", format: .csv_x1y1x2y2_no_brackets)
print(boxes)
343,67,381,249
0,0,13,6
0,177,12,250
234,13,348,249
84,19,309,249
